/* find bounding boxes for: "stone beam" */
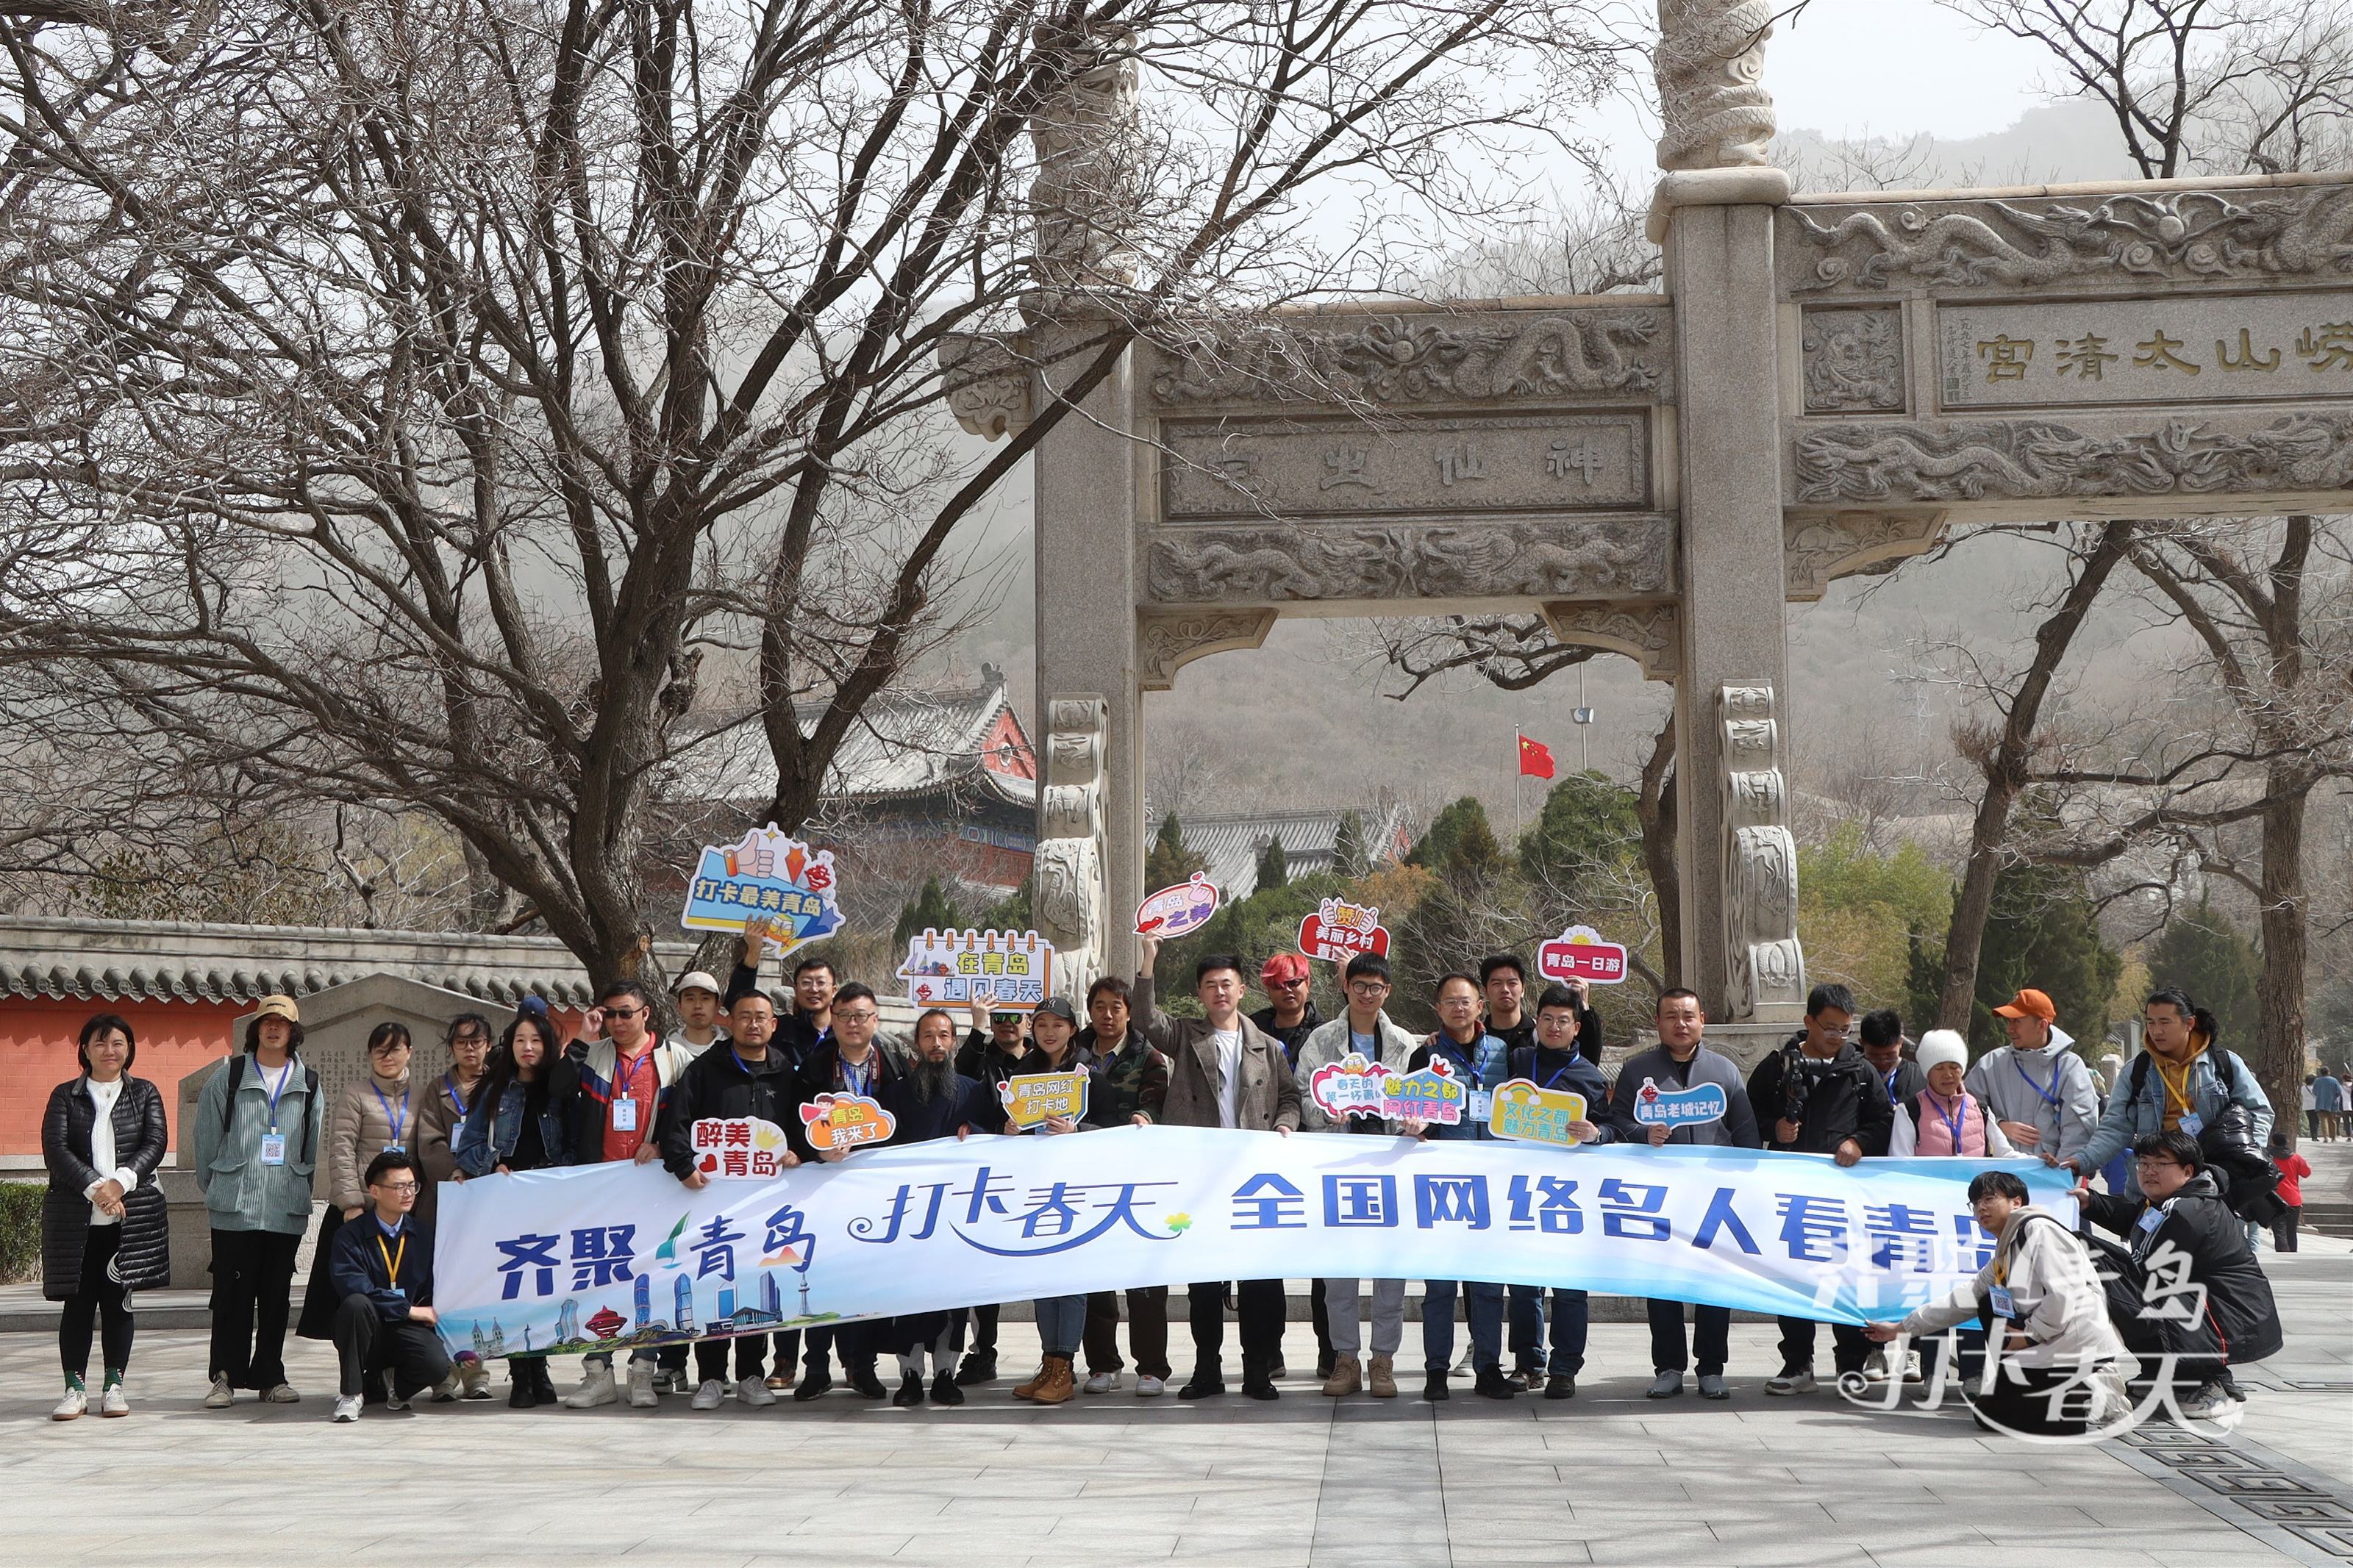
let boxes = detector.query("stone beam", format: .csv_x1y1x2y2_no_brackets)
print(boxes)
1538,600,1681,681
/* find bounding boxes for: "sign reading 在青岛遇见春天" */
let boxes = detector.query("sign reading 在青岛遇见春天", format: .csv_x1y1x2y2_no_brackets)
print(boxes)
1488,1080,1588,1147
688,1117,795,1179
1632,1078,1729,1130
896,928,1056,1010
1135,873,1220,939
679,825,843,957
1297,897,1390,965
1000,1071,1090,1130
1536,924,1628,987
799,1094,895,1153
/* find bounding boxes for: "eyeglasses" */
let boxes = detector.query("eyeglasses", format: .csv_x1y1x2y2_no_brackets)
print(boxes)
373,1181,421,1195
2133,1157,2187,1170
603,1006,646,1019
835,1009,879,1024
1346,981,1389,995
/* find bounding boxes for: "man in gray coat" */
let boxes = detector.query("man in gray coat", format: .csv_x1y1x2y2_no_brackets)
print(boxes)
1964,988,2100,1168
1135,934,1302,1401
1606,987,1760,1401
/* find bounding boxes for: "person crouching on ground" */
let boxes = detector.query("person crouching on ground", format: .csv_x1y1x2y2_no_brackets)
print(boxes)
329,1150,452,1422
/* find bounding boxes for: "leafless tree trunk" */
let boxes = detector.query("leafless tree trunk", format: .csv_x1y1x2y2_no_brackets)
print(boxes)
1638,712,1680,989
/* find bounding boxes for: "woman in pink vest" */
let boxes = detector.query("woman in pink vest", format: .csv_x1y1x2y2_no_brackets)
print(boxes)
1890,1031,2015,1158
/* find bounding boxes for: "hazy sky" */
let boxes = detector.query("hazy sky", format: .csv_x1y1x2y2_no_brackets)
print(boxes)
1771,0,2060,140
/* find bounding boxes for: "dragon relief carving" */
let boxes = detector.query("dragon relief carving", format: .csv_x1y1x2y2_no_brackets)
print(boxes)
1788,183,2353,294
1793,413,2353,505
1148,311,1669,407
1800,308,1904,412
1146,521,1672,604
1654,0,1777,171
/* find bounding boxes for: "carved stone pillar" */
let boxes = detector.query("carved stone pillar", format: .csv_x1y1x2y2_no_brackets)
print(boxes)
1654,0,1777,172
1719,684,1805,1021
1034,695,1108,998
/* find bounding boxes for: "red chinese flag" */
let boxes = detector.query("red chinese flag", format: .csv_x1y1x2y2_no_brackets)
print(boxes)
1518,734,1555,779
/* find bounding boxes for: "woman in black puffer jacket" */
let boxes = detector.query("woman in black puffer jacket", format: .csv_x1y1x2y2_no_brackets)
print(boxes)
41,1013,172,1420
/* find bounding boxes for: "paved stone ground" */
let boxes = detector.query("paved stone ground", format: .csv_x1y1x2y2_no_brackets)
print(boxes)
4,1243,2347,1568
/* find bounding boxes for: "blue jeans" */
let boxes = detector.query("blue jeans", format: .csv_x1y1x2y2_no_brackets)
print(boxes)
1508,1286,1589,1376
1422,1281,1504,1372
1035,1295,1088,1357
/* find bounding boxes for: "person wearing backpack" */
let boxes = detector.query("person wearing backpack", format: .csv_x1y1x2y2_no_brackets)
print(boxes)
2066,989,2273,1203
193,995,324,1408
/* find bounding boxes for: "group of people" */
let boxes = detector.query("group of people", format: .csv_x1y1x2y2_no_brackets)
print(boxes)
2301,1070,2348,1141
38,938,2290,1432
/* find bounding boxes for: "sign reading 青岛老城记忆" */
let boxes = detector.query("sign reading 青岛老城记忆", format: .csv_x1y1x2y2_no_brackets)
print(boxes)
1000,1071,1090,1131
1135,873,1220,939
1488,1080,1588,1147
896,928,1057,1011
1535,924,1628,987
1297,896,1390,965
680,825,843,957
688,1117,796,1179
1632,1078,1729,1131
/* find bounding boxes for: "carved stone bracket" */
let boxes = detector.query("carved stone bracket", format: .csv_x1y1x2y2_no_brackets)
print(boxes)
1783,512,1947,601
940,332,1034,440
1540,601,1681,681
1719,683,1805,1023
1145,518,1674,606
1033,694,1108,998
1137,609,1277,692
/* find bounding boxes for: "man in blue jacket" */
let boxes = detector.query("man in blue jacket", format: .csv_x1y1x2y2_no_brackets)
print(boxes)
1504,986,1615,1398
1407,973,1515,1401
328,1150,451,1423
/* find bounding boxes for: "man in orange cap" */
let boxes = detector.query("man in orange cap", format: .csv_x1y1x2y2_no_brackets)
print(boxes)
1965,987,2099,1169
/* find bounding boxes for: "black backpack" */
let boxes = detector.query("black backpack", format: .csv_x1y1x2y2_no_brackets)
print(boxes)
2127,1049,2284,1224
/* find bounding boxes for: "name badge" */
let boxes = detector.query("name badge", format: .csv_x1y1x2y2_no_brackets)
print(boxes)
1988,1286,2015,1319
2138,1209,2165,1234
2177,1113,2203,1136
388,1285,406,1299
611,1098,639,1132
1470,1089,1493,1123
382,1143,406,1155
260,1134,288,1166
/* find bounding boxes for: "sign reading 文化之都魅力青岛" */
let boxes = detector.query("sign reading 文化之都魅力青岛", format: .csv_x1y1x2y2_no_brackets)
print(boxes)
429,1134,2073,1360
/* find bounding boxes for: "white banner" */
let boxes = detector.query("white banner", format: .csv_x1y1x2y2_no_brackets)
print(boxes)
430,1130,2074,1360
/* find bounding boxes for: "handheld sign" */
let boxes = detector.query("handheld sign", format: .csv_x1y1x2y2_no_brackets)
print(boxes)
1632,1077,1729,1130
896,927,1056,1010
797,1093,896,1153
1306,1053,1393,1122
688,1117,794,1178
999,1070,1090,1130
1386,1059,1466,1126
680,824,844,957
1488,1080,1588,1147
1297,897,1391,965
1135,873,1221,939
1536,923,1629,987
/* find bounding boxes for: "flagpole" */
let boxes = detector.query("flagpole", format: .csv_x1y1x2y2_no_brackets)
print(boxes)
1514,728,1523,840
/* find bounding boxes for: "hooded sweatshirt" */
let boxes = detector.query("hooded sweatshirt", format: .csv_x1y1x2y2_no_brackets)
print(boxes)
1963,1025,2101,1166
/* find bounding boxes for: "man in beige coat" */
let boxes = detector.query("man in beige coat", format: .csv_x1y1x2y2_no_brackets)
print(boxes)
1135,936,1301,1401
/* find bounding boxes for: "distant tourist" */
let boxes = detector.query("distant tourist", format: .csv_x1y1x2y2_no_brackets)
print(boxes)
2268,1130,2309,1254
451,1005,574,1406
2316,1069,2346,1141
328,1151,451,1423
42,1014,170,1420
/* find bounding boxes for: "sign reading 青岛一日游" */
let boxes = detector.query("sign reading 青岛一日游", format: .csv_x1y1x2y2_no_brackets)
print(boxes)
680,826,843,956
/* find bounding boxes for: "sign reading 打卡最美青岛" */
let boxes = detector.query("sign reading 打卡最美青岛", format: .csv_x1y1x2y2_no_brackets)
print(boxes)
680,825,843,957
896,928,1056,1011
1940,293,2353,410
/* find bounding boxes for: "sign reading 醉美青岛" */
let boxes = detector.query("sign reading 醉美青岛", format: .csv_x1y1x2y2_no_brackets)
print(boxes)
1297,897,1390,965
680,825,843,957
1135,873,1220,939
896,928,1056,1010
1536,924,1628,987
1487,1080,1588,1147
1000,1071,1090,1131
689,1117,794,1179
1632,1078,1729,1131
799,1094,895,1153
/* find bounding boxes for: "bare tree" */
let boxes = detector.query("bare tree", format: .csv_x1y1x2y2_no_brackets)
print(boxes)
0,0,1626,981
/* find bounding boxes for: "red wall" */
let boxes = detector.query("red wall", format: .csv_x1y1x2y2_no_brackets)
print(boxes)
0,998,243,1159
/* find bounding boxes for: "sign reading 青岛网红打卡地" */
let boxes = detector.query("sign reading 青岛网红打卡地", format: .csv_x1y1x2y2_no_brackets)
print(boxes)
1000,1071,1090,1130
680,826,843,956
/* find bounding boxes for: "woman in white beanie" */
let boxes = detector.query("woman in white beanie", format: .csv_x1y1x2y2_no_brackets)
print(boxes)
1889,1031,2015,1158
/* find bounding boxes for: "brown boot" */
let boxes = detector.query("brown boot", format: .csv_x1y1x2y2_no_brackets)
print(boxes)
1013,1361,1051,1400
1322,1354,1362,1397
1031,1355,1076,1404
1367,1354,1398,1398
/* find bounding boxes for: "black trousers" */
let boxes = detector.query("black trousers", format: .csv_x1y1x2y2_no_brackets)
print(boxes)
1647,1298,1732,1377
58,1224,134,1378
970,1302,1000,1354
1778,1315,1871,1376
210,1228,301,1389
1188,1280,1284,1368
2273,1206,2301,1253
333,1294,452,1400
696,1333,768,1382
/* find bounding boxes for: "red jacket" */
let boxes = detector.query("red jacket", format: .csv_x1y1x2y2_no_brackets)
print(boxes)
2273,1152,2310,1208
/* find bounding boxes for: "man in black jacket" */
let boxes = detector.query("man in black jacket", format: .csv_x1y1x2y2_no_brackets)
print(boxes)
783,981,898,1400
1504,987,1615,1398
1745,984,1890,1396
327,1150,450,1424
661,991,800,1412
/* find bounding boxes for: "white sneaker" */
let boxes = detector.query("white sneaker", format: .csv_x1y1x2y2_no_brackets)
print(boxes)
51,1383,87,1421
1860,1347,1890,1383
332,1395,363,1423
458,1361,493,1400
1135,1375,1165,1397
1083,1370,1121,1394
563,1365,620,1408
2177,1383,2241,1424
1763,1367,1818,1396
99,1381,130,1417
204,1376,235,1409
737,1375,776,1408
691,1378,726,1411
626,1360,659,1408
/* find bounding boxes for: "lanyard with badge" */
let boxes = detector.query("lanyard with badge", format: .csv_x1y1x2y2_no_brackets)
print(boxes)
840,1050,874,1099
610,1049,651,1131
377,1229,409,1299
371,1078,412,1153
442,1073,469,1123
2157,1060,2204,1136
1885,1067,1902,1104
257,1058,296,1166
1927,1089,1968,1153
1440,1040,1493,1123
2011,1056,2063,1115
1538,1053,1579,1092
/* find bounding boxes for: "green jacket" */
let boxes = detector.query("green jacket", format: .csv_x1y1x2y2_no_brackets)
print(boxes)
192,1053,322,1236
1079,1026,1169,1126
